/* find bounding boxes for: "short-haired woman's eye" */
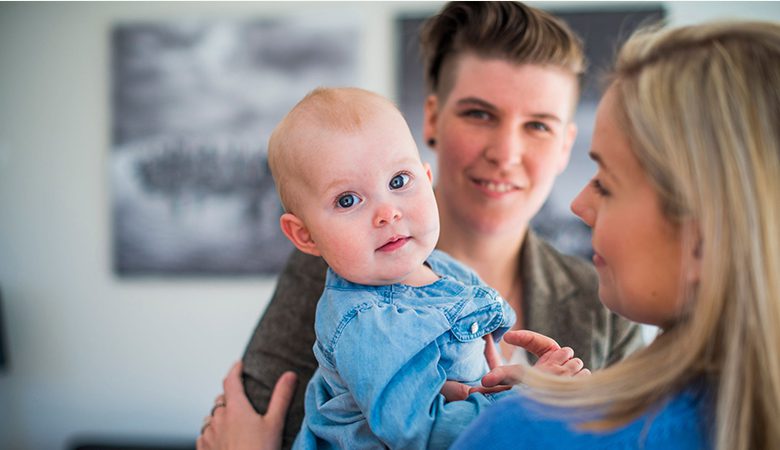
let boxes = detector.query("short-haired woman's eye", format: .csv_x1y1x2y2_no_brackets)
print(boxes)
389,173,411,190
527,121,551,132
466,110,491,120
336,193,360,209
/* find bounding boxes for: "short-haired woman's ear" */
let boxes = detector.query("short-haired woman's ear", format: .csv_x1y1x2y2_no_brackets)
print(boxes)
423,95,439,150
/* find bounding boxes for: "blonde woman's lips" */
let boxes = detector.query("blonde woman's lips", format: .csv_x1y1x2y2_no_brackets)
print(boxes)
377,236,410,252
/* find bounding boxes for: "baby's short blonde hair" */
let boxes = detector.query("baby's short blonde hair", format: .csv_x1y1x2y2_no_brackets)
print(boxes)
267,87,401,214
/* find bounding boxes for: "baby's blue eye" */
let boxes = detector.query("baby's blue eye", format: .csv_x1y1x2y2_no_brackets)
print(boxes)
389,173,410,190
337,193,360,209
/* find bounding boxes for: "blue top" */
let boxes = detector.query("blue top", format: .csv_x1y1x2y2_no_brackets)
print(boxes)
451,383,713,450
293,249,516,450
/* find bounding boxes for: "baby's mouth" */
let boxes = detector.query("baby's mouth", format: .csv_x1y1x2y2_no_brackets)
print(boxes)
377,236,410,252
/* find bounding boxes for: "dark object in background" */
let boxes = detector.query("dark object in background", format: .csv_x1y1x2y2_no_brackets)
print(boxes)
0,288,7,371
68,436,195,450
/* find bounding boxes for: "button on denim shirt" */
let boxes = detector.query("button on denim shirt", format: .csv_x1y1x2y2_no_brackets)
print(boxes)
293,250,516,450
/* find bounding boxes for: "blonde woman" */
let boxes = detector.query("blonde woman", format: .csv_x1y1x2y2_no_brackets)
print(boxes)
198,20,780,450
452,21,780,450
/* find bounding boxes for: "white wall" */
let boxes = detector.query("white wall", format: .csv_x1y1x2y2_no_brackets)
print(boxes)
1,2,778,449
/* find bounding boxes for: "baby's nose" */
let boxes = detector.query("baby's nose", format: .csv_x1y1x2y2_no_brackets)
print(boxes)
374,203,402,226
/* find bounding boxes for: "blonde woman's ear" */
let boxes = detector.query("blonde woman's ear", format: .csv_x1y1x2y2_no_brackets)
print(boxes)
684,221,703,285
279,213,321,257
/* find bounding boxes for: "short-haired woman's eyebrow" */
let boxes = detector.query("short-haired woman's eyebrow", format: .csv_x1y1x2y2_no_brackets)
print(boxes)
530,113,562,124
455,97,498,112
456,97,562,123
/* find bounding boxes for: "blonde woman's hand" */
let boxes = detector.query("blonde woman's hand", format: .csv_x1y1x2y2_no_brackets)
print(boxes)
197,361,297,450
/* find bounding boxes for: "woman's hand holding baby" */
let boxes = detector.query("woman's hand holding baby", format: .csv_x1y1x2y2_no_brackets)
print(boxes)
197,362,297,450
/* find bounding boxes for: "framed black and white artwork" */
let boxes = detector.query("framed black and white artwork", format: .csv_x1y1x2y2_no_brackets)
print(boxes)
111,18,359,276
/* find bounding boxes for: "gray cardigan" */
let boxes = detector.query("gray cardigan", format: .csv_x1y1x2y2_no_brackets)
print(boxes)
241,232,644,449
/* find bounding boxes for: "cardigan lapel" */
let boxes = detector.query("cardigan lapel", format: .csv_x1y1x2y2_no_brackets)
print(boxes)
519,231,599,367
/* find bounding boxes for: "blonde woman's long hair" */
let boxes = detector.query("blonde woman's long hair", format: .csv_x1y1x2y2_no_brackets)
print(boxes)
524,21,780,450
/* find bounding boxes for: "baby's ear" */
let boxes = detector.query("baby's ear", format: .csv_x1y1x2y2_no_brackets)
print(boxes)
279,213,321,256
424,162,433,183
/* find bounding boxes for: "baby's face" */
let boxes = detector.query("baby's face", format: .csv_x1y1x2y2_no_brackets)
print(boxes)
296,110,439,286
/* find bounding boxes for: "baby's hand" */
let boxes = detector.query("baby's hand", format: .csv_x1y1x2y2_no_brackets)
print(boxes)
440,333,518,402
505,329,590,377
480,330,590,389
440,380,471,402
533,345,591,377
440,380,512,402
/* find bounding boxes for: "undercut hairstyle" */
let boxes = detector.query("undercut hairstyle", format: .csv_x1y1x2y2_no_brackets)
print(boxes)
419,1,585,100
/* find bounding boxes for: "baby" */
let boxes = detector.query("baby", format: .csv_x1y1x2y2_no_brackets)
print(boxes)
268,87,516,449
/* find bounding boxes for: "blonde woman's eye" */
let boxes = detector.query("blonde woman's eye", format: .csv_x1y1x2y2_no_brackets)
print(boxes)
389,173,410,190
590,179,610,197
336,193,360,209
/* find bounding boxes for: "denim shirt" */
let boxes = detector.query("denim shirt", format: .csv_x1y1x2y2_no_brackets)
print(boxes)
293,249,516,450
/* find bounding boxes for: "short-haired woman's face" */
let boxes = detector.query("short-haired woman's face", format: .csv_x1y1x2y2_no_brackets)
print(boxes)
570,87,690,326
424,54,578,236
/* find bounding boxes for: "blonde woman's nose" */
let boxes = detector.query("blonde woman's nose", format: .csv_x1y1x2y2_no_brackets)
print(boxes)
570,187,595,227
373,203,402,227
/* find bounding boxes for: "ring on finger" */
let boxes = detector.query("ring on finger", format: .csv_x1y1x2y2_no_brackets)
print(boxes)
210,399,226,416
200,416,211,435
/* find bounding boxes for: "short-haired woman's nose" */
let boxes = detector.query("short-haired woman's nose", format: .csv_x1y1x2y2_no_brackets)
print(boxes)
483,129,522,167
374,203,402,227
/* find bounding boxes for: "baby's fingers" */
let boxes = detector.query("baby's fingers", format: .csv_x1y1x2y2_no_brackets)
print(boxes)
441,380,471,402
534,347,591,377
540,347,574,366
468,385,512,396
482,364,525,387
561,357,584,376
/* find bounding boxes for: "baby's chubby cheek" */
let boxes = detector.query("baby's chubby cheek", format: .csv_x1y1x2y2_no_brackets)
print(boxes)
415,200,441,238
319,243,363,273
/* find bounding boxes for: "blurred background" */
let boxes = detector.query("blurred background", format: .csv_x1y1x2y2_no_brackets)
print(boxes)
2,2,779,449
